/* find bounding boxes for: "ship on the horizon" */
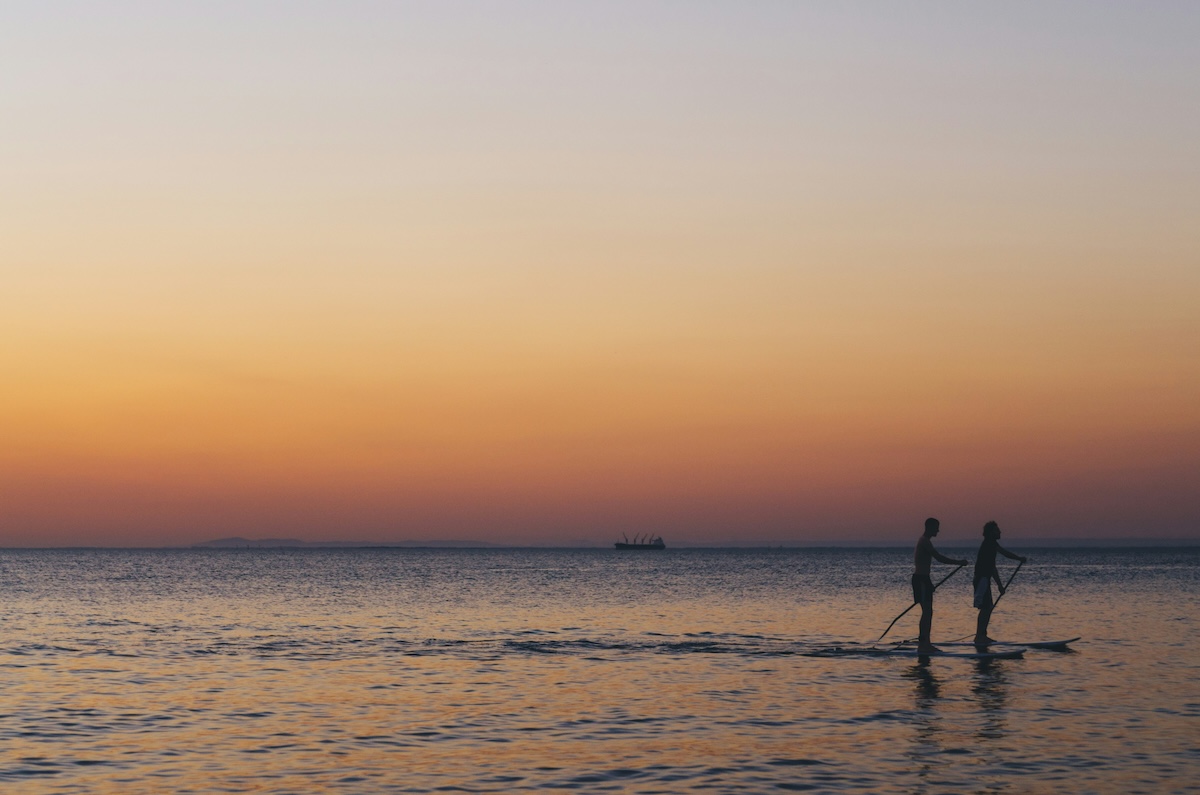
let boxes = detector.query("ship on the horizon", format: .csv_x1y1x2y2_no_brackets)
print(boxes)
614,533,666,550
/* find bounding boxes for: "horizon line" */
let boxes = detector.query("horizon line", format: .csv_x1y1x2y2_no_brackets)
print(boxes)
2,537,1198,551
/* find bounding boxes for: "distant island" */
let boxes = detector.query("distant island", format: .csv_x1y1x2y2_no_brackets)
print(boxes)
187,536,1200,550
192,537,505,549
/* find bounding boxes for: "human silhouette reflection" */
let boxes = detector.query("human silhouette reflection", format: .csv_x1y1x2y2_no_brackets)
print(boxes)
903,659,943,784
903,658,1016,790
908,659,941,705
971,657,1010,741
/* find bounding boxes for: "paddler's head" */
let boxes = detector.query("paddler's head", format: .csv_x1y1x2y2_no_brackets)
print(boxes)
924,517,940,537
983,521,1000,540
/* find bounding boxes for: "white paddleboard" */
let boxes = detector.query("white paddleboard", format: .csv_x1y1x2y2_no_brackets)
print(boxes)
931,637,1080,651
881,647,1025,659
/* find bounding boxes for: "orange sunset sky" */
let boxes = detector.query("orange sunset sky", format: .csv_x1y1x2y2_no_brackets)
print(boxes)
3,3,1198,546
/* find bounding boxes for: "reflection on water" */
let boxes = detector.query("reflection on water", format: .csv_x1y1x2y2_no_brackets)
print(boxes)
905,657,1022,793
973,657,1010,741
0,547,1196,793
904,660,943,788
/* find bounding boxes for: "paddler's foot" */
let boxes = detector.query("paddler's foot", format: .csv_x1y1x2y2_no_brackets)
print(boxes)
917,644,942,654
973,636,994,646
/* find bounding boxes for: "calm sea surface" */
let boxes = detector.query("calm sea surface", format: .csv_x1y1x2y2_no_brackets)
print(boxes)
1,547,1197,793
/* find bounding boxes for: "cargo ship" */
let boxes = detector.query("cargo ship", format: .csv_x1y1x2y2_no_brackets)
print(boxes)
614,534,666,550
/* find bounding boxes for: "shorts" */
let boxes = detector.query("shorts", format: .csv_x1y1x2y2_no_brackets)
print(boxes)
973,577,993,609
912,573,934,604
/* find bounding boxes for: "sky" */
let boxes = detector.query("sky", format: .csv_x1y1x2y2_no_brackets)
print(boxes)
2,2,1198,547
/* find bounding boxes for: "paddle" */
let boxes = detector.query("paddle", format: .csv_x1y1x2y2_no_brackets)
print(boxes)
939,557,1028,644
877,564,964,643
988,558,1024,613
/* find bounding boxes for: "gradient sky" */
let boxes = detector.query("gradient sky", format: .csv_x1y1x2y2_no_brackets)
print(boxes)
3,2,1198,546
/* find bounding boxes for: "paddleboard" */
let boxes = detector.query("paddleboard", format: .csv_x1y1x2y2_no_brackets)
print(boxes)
929,637,1080,651
880,647,1025,660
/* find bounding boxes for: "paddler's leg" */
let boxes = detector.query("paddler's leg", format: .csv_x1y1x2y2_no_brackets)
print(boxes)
974,605,993,646
917,595,940,654
974,582,995,645
911,573,940,653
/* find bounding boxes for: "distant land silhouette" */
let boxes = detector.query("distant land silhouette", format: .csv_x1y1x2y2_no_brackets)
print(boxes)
188,537,1200,550
192,537,505,549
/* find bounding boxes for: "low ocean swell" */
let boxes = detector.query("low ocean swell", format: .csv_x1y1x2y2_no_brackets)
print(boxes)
0,547,1195,793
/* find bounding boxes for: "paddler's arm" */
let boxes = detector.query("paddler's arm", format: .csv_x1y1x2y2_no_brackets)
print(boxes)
997,544,1028,564
932,547,969,567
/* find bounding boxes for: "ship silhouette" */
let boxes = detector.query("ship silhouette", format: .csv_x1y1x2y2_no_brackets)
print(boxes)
614,533,666,550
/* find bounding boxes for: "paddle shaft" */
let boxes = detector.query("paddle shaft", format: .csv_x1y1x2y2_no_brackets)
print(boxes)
877,564,964,642
987,559,1024,613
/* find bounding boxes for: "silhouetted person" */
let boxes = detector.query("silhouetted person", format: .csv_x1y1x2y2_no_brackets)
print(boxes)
973,521,1027,645
913,517,968,654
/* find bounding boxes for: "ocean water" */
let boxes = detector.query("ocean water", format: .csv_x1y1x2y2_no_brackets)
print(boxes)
1,547,1196,794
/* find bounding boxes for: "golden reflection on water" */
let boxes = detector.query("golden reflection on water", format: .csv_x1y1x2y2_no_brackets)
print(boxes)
972,658,1010,742
1,548,1197,793
904,660,943,788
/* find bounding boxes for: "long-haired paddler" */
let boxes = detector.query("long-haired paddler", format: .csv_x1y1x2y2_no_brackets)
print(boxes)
973,521,1028,645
